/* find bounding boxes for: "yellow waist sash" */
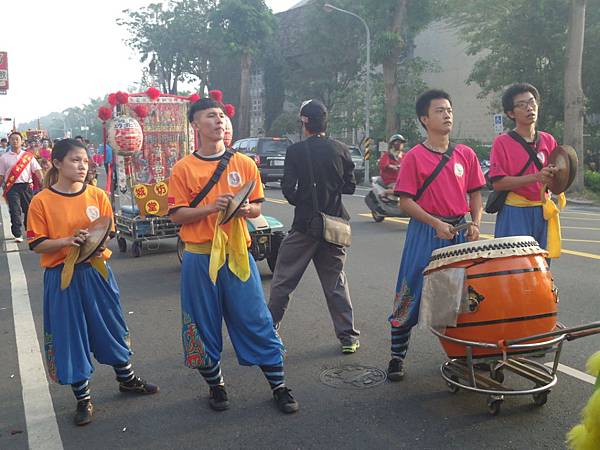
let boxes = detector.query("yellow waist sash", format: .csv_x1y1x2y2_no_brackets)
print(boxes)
184,212,250,284
504,190,566,258
61,246,109,290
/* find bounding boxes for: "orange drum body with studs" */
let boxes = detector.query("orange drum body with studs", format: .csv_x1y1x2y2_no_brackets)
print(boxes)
424,237,558,359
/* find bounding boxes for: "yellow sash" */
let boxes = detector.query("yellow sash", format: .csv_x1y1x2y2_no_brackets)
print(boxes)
504,190,566,258
60,246,109,290
186,211,250,284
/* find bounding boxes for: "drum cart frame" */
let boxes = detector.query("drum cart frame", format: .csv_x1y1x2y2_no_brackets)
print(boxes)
115,208,181,258
432,321,600,415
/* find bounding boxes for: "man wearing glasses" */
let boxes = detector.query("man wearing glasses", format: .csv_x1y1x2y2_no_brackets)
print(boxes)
488,83,559,255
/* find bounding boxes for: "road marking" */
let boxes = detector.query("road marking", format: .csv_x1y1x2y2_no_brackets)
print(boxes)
545,363,596,385
561,249,600,260
265,197,288,205
1,201,63,450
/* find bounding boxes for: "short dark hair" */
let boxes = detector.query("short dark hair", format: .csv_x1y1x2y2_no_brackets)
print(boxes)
188,98,224,123
0,138,7,143
415,89,452,129
74,135,84,141
8,131,23,139
502,83,540,115
305,116,327,134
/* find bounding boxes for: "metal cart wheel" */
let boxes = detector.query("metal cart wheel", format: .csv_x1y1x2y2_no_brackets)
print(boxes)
372,211,385,223
487,395,503,416
117,237,127,253
447,375,460,394
132,241,143,258
532,391,549,406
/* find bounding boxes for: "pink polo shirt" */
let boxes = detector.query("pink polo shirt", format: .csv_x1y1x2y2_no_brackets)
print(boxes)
394,143,485,217
489,131,557,201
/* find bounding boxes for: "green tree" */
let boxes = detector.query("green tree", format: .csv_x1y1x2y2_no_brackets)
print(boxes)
119,1,217,94
209,0,275,138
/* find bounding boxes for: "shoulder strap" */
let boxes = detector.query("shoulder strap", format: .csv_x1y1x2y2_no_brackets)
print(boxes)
414,143,456,201
189,149,236,208
303,140,320,213
508,131,543,171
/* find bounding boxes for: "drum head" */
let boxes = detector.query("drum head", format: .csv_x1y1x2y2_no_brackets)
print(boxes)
425,236,547,273
76,216,113,263
219,180,256,225
548,145,578,194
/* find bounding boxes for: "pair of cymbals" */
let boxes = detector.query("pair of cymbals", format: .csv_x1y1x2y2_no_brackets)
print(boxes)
547,145,578,195
219,180,256,225
76,216,112,263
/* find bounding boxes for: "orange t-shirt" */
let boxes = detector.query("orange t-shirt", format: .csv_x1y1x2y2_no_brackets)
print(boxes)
27,185,114,268
168,151,264,246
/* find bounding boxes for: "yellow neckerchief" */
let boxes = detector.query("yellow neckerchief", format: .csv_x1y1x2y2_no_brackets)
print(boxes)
201,211,250,284
505,187,566,258
61,246,109,290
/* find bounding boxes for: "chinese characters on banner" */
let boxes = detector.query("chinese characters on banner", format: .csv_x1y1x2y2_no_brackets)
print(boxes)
133,181,170,217
0,52,8,93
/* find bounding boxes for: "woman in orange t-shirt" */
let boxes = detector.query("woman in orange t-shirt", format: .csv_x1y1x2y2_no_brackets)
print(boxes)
27,139,158,426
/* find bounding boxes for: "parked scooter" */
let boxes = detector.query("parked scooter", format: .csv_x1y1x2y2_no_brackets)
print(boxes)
176,214,286,272
364,176,408,222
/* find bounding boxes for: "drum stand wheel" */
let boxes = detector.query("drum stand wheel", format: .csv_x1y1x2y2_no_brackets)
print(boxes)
532,390,550,406
446,375,460,394
487,395,504,416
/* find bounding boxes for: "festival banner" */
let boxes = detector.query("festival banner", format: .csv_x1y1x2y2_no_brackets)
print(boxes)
0,52,8,91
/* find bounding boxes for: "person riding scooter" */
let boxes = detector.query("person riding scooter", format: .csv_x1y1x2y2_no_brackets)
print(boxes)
365,134,408,222
379,134,407,196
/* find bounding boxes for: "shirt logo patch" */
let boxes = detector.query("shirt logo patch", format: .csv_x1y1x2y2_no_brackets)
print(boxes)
86,206,100,222
228,172,242,187
537,152,546,164
454,163,465,178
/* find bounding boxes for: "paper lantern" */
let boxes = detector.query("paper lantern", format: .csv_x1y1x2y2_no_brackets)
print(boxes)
108,115,143,157
223,115,233,147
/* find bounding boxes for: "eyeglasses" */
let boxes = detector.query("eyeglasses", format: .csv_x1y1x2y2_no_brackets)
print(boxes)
514,98,538,110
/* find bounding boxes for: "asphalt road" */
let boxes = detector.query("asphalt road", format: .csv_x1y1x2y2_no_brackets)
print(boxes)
2,183,600,450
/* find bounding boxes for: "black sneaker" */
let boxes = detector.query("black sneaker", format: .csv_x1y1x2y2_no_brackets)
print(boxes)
74,399,94,426
209,385,230,411
119,376,159,395
273,386,299,414
387,358,405,382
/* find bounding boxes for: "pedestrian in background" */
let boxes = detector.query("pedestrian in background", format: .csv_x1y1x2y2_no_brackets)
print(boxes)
269,99,360,354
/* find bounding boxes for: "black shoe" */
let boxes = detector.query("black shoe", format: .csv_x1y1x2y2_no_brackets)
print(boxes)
387,358,405,382
273,386,299,414
119,376,159,395
209,385,230,411
74,400,94,426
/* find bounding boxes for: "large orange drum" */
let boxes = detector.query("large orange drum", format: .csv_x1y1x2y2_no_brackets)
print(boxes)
423,236,558,359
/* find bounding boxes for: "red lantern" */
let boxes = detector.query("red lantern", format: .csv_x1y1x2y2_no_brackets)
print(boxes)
107,115,143,157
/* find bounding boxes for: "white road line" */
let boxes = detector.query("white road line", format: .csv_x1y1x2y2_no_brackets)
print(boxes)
545,362,596,385
1,200,63,450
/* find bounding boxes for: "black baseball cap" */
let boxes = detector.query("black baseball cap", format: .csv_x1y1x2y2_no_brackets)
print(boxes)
300,99,327,119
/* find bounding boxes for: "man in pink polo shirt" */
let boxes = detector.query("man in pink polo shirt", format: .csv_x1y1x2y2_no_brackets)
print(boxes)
386,89,485,381
488,83,558,254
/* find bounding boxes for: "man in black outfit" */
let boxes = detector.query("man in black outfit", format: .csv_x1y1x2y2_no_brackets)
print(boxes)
268,99,360,354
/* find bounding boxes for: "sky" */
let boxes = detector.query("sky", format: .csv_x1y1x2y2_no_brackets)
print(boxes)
0,0,300,135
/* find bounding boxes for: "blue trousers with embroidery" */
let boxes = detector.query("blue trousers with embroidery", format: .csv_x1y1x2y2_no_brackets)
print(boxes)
43,264,131,385
495,204,548,249
389,219,466,359
180,252,284,369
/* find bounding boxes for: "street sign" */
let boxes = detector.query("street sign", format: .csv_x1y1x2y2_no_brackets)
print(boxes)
493,114,503,135
0,51,8,92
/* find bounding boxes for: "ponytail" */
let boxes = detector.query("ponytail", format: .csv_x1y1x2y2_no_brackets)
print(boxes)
43,166,59,188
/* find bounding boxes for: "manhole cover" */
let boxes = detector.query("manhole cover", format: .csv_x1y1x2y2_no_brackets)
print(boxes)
320,364,387,389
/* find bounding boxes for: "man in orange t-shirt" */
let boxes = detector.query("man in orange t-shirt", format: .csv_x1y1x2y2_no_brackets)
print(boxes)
168,97,298,414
